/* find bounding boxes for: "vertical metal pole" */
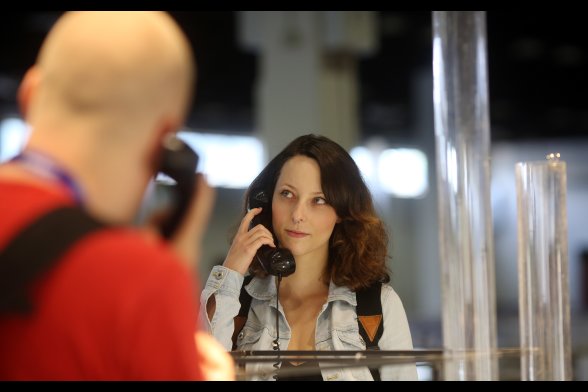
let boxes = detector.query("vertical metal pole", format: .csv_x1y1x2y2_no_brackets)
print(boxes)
516,154,572,380
432,11,498,380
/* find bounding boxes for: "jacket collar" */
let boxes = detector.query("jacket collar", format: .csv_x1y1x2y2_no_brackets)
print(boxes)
245,275,357,306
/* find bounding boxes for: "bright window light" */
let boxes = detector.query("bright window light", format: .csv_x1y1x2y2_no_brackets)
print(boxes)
177,130,264,189
350,146,376,187
377,148,428,198
0,119,263,190
0,118,31,162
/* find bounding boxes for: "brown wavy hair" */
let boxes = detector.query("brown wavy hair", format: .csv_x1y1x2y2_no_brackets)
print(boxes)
242,134,390,291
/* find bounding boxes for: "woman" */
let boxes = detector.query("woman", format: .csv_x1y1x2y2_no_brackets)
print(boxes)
201,134,417,381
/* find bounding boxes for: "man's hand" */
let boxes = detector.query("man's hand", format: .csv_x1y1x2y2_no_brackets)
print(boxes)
170,174,216,270
194,331,235,381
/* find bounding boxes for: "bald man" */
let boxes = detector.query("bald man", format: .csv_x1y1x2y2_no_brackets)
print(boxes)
0,12,233,380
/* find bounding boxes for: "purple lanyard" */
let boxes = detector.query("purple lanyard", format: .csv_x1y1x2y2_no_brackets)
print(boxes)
10,150,85,206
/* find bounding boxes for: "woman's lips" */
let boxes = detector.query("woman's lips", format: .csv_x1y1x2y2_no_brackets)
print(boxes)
285,229,309,238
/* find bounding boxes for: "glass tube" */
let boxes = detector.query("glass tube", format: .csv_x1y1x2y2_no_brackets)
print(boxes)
515,154,572,380
432,11,498,380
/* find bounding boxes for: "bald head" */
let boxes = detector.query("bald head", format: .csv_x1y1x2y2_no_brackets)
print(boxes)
15,12,197,224
27,11,195,131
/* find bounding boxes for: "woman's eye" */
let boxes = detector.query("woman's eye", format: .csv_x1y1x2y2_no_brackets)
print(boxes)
280,190,293,198
314,197,327,205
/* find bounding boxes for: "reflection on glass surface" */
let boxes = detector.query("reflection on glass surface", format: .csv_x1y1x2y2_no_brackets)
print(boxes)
231,348,528,381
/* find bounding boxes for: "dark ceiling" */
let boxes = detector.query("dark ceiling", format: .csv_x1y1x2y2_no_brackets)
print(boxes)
1,11,586,142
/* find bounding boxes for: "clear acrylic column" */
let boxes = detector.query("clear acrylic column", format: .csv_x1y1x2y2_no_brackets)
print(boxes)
432,11,498,380
515,154,572,380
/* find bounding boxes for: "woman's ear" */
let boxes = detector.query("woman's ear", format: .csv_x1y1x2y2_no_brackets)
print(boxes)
17,67,41,120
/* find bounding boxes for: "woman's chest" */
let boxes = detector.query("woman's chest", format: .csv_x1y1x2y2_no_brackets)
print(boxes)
284,302,323,350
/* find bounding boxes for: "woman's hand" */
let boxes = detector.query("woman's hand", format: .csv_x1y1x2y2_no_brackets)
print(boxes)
222,207,275,275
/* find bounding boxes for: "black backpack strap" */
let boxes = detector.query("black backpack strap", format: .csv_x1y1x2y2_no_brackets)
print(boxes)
231,274,254,350
0,206,105,314
356,281,384,380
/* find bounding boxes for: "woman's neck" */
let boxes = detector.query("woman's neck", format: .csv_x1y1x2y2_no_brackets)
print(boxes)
279,252,329,299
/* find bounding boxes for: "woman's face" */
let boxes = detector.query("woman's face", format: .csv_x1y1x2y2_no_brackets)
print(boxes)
271,155,339,261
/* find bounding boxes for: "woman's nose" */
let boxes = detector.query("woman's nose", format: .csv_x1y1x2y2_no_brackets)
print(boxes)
291,201,306,224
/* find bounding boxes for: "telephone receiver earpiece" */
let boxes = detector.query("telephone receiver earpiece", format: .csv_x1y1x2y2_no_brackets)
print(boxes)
256,248,296,277
157,134,199,239
248,189,296,277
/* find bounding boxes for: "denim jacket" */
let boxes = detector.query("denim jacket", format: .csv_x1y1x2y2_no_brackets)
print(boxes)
200,265,418,381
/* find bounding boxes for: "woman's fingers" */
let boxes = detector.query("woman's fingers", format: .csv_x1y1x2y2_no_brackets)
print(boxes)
223,221,276,275
238,207,263,234
244,230,276,249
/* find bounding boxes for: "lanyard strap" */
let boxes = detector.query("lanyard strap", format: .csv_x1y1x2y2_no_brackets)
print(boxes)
10,150,85,206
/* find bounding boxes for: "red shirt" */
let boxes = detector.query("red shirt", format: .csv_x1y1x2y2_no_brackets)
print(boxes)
0,180,205,380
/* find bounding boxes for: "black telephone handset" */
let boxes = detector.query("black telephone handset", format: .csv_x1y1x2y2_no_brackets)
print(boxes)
157,134,199,239
248,190,296,277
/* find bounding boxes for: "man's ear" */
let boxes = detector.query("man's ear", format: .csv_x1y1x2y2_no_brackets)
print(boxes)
17,67,41,120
